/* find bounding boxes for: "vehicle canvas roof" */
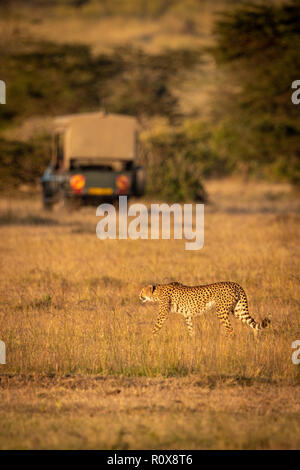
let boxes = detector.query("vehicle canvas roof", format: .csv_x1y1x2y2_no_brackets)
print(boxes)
54,111,138,165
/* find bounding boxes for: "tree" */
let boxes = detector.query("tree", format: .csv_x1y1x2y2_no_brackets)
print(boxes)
212,0,300,183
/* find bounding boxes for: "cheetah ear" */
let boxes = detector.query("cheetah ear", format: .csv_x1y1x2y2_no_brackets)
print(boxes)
151,285,156,293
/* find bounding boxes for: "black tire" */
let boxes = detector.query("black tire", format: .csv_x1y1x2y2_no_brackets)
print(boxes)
113,197,128,211
133,166,146,197
42,198,55,211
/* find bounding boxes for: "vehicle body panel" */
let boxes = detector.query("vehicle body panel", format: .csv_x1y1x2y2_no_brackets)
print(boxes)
41,111,145,208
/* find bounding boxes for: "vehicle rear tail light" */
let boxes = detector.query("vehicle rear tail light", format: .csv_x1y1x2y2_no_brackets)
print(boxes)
70,174,85,194
116,175,130,194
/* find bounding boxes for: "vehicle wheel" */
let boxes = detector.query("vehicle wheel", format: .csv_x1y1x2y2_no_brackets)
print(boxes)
133,166,146,197
113,197,131,211
42,198,55,211
113,198,120,211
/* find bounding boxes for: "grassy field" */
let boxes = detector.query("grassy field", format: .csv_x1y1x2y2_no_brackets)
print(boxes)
0,179,299,449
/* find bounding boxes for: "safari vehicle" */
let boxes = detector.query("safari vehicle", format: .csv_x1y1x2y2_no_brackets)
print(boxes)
41,111,146,210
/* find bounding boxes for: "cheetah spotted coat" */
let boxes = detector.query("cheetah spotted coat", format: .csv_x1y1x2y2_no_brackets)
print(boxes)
139,281,270,337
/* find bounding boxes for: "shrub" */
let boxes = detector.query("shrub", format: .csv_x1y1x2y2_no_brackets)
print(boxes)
142,121,211,202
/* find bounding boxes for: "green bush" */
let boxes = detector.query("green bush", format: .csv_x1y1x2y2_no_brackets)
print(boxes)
143,121,212,202
0,135,51,190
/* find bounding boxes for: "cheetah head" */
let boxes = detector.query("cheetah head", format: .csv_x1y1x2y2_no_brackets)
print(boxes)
139,285,157,303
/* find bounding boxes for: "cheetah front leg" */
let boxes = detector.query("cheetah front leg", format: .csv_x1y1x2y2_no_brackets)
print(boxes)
152,301,169,335
184,316,195,337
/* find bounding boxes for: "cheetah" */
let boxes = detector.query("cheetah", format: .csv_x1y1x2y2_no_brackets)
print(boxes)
139,281,270,337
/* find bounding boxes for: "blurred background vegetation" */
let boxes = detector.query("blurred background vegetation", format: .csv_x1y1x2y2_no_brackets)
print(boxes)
0,0,299,199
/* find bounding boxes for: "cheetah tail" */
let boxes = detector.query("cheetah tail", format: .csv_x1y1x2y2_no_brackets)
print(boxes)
253,316,271,330
245,315,271,331
261,317,271,329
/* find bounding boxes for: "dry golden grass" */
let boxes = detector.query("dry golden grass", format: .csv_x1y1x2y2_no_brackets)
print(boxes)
0,178,299,449
0,376,299,450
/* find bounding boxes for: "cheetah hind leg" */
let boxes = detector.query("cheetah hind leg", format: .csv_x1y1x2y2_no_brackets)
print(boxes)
216,309,234,337
184,316,195,337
